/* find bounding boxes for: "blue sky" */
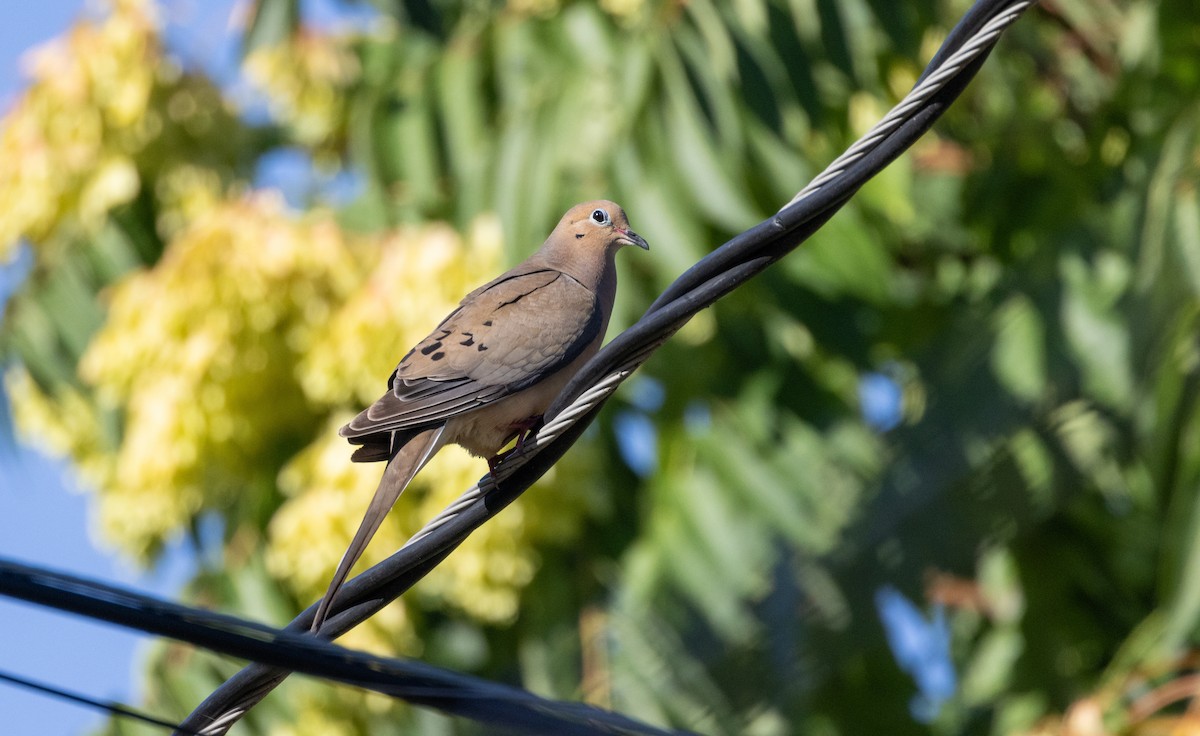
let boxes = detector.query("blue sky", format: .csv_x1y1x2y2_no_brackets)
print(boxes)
0,2,236,734
1,2,380,732
0,3,80,112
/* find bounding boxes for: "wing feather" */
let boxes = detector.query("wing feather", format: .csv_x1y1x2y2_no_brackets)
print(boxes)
341,269,600,446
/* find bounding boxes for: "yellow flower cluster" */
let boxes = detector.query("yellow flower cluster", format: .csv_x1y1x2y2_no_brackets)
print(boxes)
267,422,503,648
152,163,227,239
243,31,360,150
75,194,362,558
4,368,112,488
271,707,358,736
266,681,411,736
268,425,587,637
414,449,542,623
0,0,232,257
416,449,598,624
298,217,504,407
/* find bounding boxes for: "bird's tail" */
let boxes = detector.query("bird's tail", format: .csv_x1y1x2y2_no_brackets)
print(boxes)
311,425,447,633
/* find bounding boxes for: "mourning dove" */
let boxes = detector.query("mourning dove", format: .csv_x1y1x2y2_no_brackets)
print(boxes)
311,200,648,631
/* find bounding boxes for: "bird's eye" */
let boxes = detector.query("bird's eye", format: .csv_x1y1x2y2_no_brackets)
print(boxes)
591,209,609,225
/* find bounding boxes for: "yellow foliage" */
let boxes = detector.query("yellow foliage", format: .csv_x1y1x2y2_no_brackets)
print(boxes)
152,163,226,238
269,416,389,595
269,696,361,736
268,418,589,629
4,368,112,490
0,0,233,256
243,31,360,149
72,194,362,558
0,0,151,254
297,216,504,408
414,448,540,624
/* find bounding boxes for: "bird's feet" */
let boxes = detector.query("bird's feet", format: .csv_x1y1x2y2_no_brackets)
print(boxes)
487,416,543,474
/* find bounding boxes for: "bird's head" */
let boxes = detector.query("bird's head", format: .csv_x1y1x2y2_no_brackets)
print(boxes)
553,200,650,255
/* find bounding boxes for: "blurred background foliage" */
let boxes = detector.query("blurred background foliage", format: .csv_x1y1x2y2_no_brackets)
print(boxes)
1,0,1198,733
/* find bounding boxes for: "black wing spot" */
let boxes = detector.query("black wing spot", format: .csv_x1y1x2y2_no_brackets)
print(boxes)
575,233,583,239
483,320,493,327
420,341,443,355
477,344,489,352
460,337,474,346
431,351,446,361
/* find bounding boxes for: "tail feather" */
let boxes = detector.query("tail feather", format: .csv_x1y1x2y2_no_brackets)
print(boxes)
349,443,392,463
311,425,446,632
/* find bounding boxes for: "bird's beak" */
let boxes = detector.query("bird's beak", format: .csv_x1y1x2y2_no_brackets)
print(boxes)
616,228,649,250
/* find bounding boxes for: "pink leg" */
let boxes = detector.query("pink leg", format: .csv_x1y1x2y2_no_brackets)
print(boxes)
513,420,538,451
486,416,542,474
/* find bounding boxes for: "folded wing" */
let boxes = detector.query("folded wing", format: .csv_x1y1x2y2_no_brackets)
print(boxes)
340,268,600,457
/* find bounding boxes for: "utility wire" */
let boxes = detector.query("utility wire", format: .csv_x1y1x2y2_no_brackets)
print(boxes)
0,558,685,736
0,666,199,734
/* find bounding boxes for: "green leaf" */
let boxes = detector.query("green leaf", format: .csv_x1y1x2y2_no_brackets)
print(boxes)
1060,252,1135,411
783,208,893,304
960,628,1024,706
990,294,1046,404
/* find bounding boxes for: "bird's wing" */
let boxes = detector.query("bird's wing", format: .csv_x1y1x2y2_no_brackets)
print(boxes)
341,268,601,440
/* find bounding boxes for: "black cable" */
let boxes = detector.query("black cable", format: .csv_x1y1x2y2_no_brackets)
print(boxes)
0,558,686,735
0,667,199,734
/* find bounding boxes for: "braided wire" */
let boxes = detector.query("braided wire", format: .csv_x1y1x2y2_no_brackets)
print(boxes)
175,1,1038,732
784,0,1035,208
